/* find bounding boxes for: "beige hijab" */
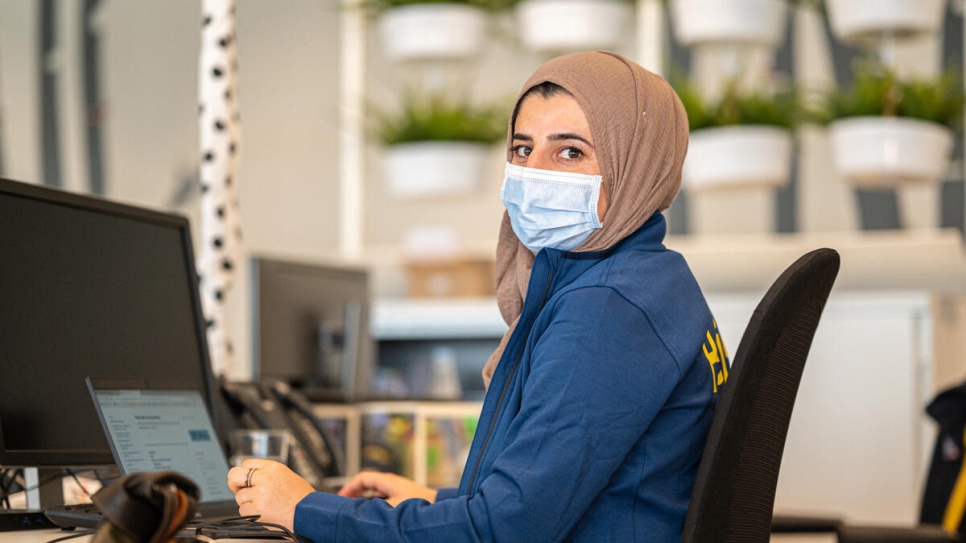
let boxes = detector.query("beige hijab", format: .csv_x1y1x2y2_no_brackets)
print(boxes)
482,51,690,388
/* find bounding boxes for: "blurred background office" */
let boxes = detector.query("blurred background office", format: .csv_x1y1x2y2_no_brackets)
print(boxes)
1,0,965,530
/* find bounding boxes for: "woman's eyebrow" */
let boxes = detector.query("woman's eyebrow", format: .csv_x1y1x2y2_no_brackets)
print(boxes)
549,133,592,145
511,132,593,146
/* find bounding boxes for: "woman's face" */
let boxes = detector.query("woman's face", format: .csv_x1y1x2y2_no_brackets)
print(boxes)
510,93,608,221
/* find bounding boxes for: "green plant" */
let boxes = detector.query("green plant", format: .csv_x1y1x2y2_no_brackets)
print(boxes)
787,0,824,13
373,93,509,145
365,0,504,14
812,67,965,129
673,80,800,131
662,0,823,8
503,0,633,8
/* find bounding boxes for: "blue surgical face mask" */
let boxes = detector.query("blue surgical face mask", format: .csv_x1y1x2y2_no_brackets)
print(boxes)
501,162,603,253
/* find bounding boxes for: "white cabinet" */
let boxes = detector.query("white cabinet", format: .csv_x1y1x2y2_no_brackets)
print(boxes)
371,298,507,340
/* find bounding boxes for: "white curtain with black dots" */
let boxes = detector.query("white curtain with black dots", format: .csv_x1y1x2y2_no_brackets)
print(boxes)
198,0,242,377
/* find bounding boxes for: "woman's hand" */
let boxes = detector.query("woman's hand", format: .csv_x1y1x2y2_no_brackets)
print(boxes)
228,459,315,530
338,471,437,507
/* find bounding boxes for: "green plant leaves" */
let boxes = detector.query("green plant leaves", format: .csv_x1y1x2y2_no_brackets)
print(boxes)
673,80,800,131
812,67,965,129
674,68,965,132
364,0,507,14
373,93,510,145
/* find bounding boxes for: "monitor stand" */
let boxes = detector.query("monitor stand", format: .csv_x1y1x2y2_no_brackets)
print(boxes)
24,468,65,509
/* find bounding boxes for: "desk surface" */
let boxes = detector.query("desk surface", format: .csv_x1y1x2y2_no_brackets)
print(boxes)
0,528,838,543
0,530,288,543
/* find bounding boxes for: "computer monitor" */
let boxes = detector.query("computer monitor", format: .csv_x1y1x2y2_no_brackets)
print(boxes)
250,256,373,401
0,177,216,469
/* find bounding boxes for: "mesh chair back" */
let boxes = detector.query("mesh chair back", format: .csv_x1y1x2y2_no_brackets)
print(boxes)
681,248,840,543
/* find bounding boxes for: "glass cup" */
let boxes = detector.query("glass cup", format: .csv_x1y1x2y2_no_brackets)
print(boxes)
229,429,291,467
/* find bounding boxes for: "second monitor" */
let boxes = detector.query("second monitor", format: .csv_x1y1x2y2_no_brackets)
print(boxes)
250,257,373,401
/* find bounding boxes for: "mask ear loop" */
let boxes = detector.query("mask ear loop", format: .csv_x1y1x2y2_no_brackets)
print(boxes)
590,177,603,229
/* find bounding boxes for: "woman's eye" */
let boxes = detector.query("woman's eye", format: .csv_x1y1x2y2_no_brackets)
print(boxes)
511,146,531,159
560,147,583,160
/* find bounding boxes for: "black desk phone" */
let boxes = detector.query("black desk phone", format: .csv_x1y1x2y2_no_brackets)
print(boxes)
219,379,346,490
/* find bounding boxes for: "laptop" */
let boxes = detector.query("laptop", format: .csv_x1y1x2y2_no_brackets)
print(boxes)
84,377,240,520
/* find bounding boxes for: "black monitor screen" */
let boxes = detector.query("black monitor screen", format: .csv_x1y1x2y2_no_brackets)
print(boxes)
0,178,214,467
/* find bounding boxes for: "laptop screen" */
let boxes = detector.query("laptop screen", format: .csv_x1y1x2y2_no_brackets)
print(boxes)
90,387,235,504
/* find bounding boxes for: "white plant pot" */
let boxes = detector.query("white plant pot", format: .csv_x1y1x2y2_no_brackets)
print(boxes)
515,0,631,54
829,117,953,188
683,125,792,191
379,3,487,61
826,0,945,43
383,141,490,198
671,0,787,48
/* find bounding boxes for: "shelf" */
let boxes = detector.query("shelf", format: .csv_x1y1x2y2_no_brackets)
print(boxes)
368,229,966,339
668,228,966,295
371,297,507,340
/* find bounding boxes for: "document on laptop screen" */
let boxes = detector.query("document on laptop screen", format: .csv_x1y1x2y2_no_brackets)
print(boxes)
93,388,235,503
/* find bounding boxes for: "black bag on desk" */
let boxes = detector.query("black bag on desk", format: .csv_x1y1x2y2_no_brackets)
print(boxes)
91,471,201,543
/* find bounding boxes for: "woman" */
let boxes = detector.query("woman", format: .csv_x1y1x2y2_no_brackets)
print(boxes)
228,50,729,542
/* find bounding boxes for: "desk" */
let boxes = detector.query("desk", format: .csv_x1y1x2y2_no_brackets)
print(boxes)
0,530,835,543
0,528,837,543
0,530,288,543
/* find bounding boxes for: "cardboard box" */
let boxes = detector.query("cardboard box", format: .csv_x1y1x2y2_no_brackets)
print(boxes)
405,258,495,298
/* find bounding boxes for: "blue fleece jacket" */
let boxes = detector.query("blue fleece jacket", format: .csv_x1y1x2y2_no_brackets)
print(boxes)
294,214,728,542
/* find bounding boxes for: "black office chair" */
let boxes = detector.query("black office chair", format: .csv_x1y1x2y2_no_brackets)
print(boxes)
681,247,841,543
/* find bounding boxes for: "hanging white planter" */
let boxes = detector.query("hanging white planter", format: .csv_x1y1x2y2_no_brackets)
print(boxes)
514,0,631,54
683,125,793,191
378,3,487,61
825,0,945,44
828,117,953,188
670,0,787,48
383,141,490,198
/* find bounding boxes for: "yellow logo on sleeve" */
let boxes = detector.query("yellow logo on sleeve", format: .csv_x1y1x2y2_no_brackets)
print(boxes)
702,319,730,393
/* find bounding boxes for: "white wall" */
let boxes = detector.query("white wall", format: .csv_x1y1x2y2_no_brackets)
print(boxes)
97,1,201,210
0,1,43,185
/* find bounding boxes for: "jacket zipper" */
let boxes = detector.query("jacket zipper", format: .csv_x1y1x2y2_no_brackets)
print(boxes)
466,270,555,495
